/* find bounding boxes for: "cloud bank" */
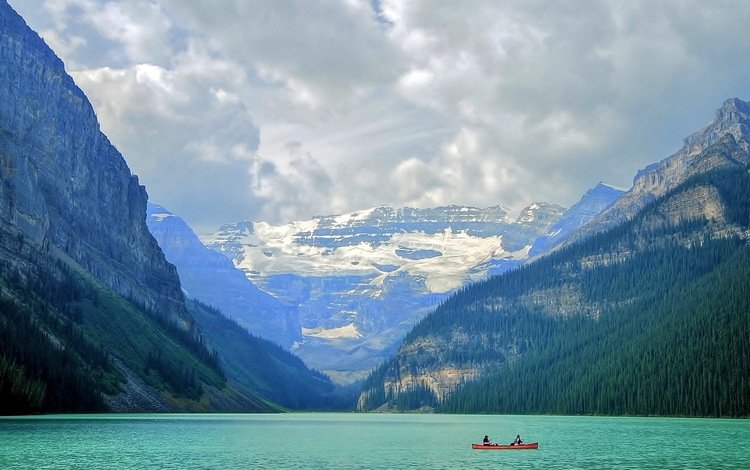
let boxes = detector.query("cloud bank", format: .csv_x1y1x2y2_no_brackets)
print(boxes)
12,0,750,232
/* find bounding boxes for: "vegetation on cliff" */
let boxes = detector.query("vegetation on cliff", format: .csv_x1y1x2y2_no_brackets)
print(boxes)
0,257,233,414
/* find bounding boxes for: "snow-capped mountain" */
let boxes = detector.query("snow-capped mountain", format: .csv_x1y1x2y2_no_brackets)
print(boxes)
206,205,551,290
202,203,567,383
145,181,620,385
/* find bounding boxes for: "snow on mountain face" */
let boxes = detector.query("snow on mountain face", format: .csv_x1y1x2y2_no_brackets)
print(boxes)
202,203,565,383
204,204,561,293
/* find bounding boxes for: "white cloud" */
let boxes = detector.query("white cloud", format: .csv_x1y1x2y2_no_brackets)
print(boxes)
69,42,262,232
87,1,175,64
10,0,750,232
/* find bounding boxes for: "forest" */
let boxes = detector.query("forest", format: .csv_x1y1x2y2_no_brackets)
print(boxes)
0,258,228,414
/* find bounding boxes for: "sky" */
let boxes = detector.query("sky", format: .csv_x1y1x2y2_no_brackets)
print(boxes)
10,0,750,234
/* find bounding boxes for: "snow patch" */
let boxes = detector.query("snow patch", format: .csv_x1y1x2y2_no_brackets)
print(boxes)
331,207,378,227
302,323,362,339
150,212,175,222
203,206,554,296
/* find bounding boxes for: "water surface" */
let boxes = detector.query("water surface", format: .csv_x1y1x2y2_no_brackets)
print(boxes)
1,413,747,469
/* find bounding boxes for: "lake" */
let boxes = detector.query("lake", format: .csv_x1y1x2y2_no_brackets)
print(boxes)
1,413,747,469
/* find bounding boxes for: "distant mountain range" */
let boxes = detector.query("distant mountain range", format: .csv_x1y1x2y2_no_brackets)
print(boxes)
202,203,572,383
148,187,621,384
357,98,750,417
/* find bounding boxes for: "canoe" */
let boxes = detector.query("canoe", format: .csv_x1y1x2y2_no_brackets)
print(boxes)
472,442,538,450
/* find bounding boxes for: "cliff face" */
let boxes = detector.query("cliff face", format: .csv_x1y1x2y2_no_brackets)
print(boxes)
0,1,188,326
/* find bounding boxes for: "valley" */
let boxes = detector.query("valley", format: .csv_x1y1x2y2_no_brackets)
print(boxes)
1,0,748,419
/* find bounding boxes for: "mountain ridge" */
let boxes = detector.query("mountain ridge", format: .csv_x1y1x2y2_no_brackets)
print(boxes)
573,97,750,242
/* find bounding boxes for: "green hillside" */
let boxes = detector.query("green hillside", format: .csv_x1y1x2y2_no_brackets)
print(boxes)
188,299,351,410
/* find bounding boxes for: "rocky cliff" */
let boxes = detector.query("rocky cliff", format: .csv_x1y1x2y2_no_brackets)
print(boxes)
0,1,189,326
574,98,750,241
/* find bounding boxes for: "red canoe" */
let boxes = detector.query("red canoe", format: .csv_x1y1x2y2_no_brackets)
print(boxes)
472,442,539,450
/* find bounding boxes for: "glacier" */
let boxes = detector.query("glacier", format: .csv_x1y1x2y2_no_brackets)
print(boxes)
149,184,622,384
201,203,566,383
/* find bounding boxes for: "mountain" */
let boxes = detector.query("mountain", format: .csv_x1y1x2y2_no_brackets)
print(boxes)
0,0,187,329
0,1,336,413
573,98,750,241
529,183,624,257
143,204,340,408
185,299,342,410
146,203,300,347
202,203,572,383
357,101,750,417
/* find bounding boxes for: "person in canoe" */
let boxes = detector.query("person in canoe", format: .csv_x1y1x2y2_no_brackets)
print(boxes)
510,434,523,446
482,435,497,446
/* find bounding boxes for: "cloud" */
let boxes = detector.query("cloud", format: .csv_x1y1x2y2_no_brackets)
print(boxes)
251,141,336,223
88,1,176,64
379,0,750,206
10,0,750,232
159,0,403,113
70,43,263,232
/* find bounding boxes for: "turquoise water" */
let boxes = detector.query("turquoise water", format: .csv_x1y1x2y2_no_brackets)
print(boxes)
1,413,748,469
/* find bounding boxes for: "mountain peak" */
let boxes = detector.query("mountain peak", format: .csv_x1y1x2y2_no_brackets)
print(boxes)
591,181,625,193
718,97,750,116
570,97,750,242
683,97,750,153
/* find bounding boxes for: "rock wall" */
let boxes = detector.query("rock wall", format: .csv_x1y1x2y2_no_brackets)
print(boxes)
0,1,189,327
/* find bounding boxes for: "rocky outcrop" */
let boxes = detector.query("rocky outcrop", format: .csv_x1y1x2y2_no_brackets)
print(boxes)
573,98,750,241
641,185,726,230
0,2,189,326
